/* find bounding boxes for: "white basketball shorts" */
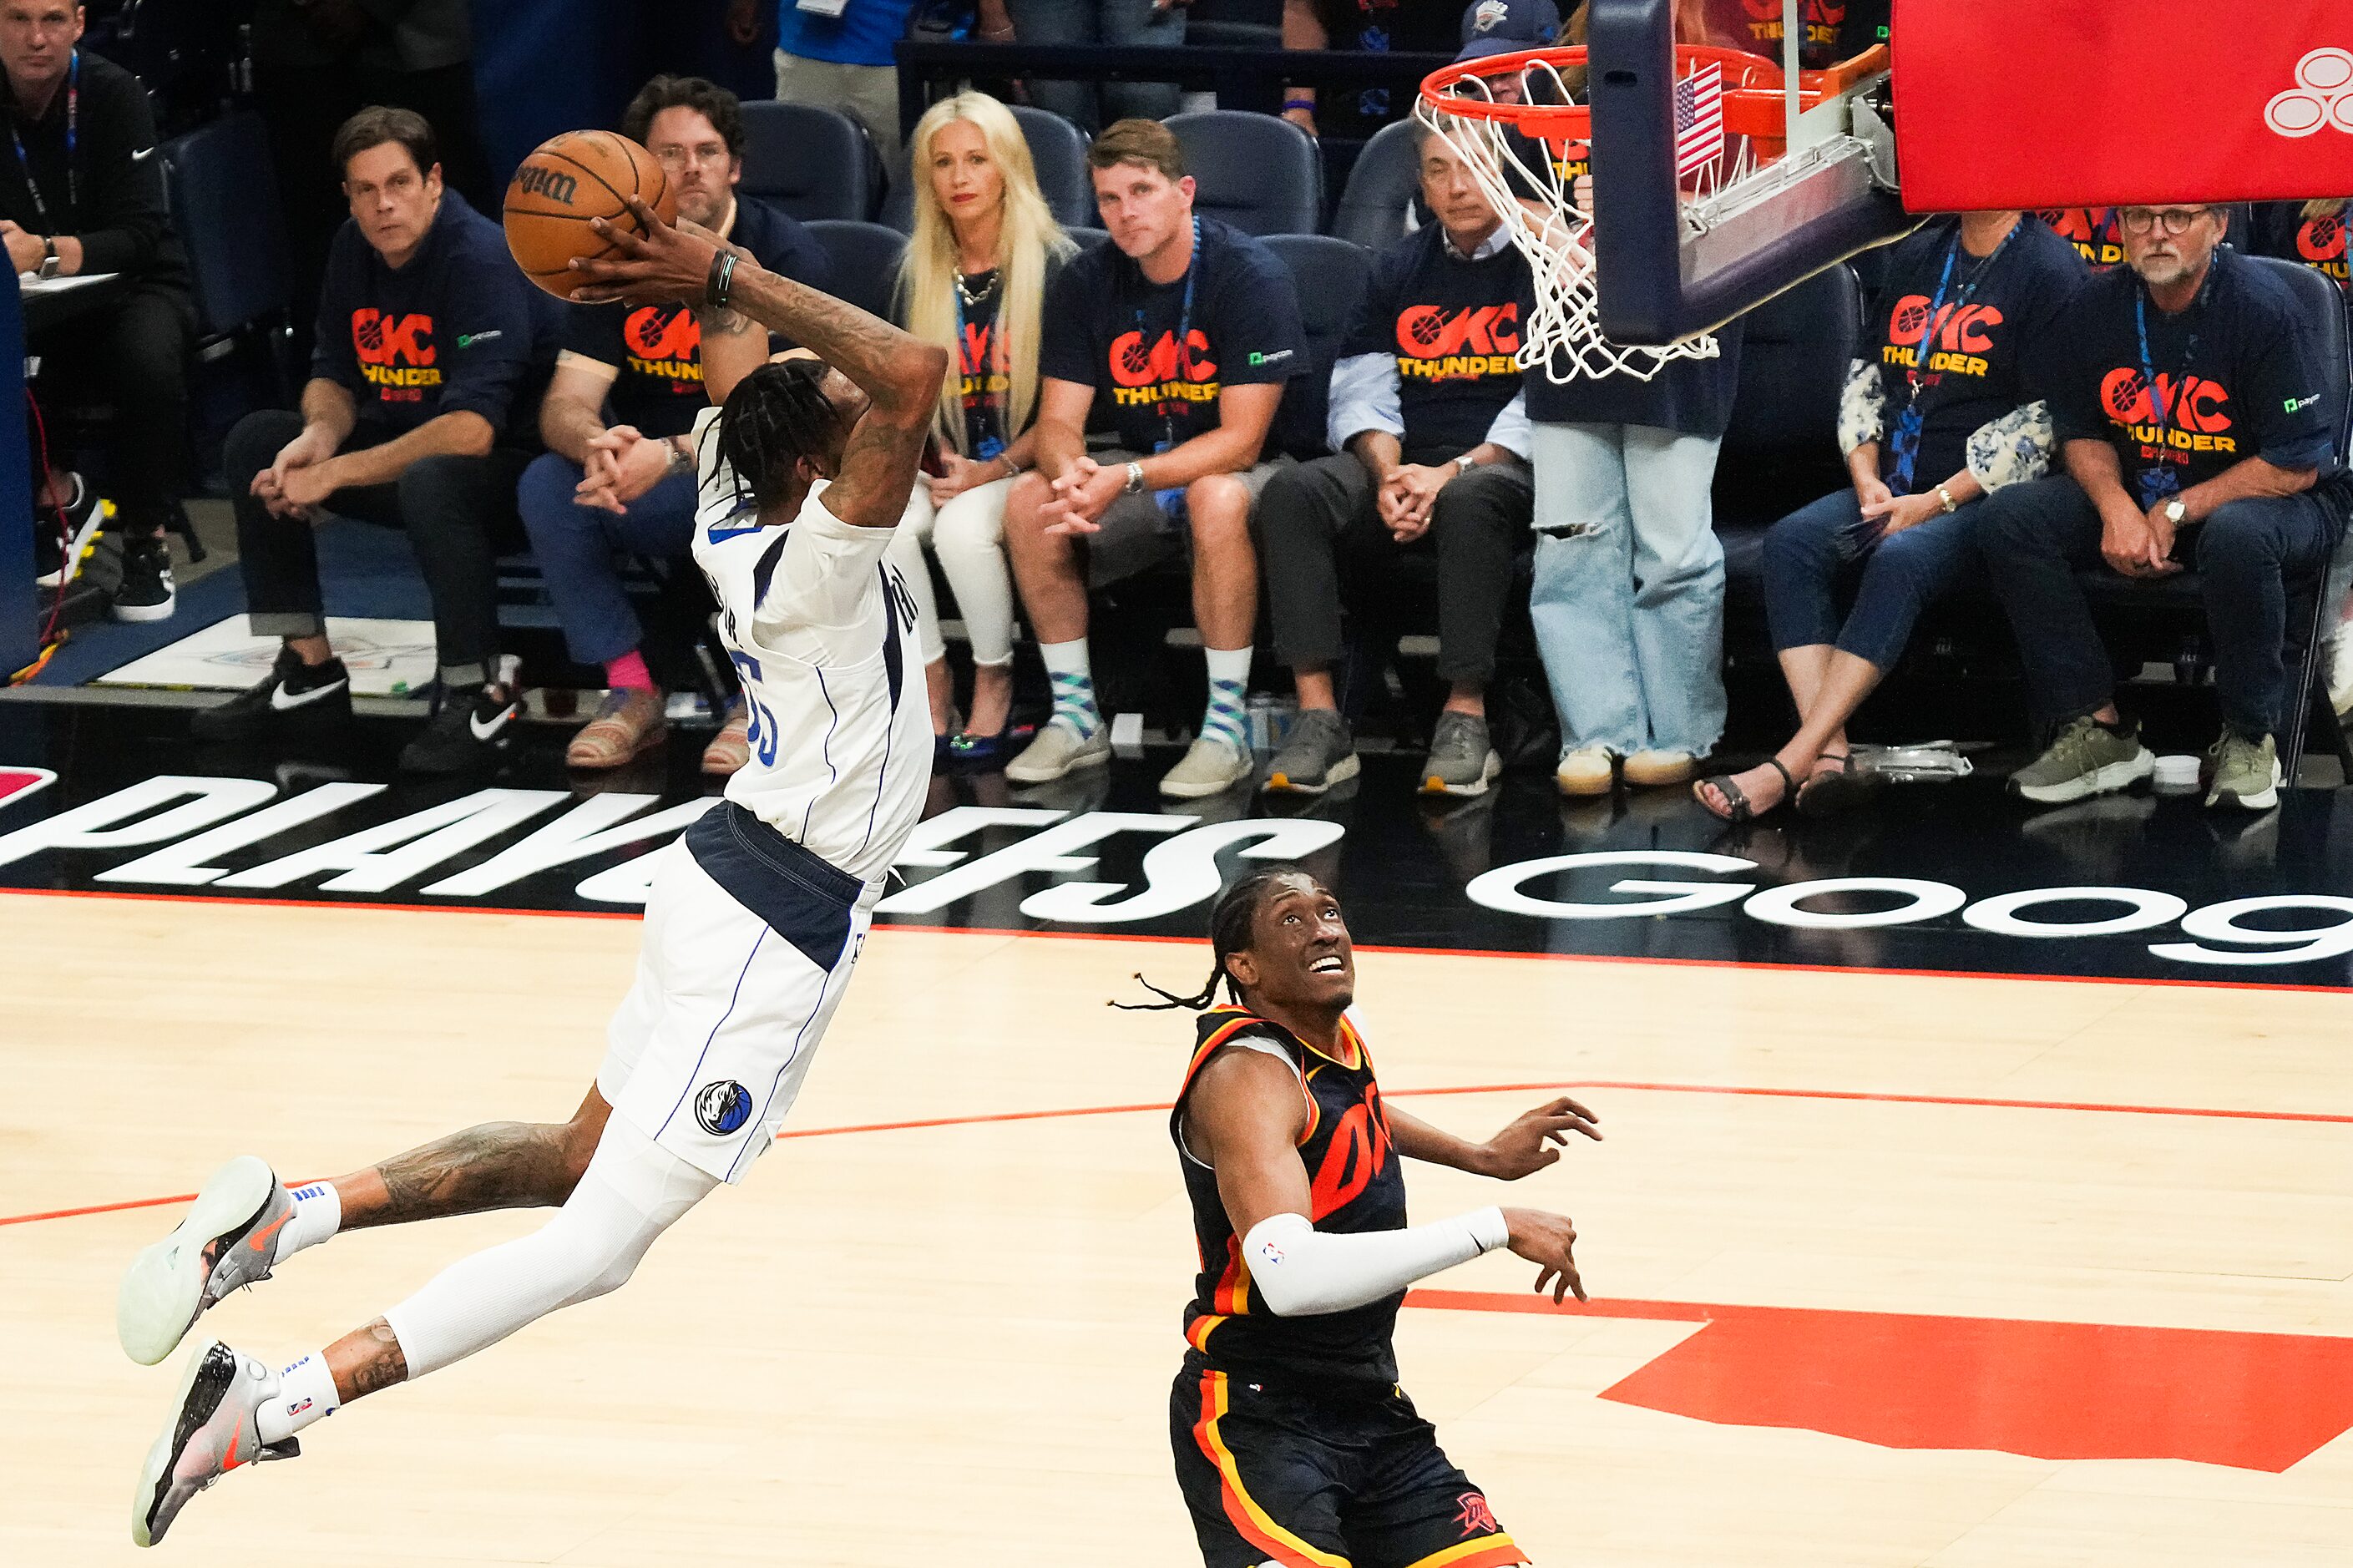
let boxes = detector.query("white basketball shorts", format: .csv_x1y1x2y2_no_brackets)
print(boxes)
598,802,875,1183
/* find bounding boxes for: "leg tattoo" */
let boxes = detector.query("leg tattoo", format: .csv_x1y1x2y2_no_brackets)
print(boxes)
338,1120,579,1230
328,1318,408,1404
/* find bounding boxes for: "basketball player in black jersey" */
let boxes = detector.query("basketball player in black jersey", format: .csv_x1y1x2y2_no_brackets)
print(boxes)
1144,867,1598,1567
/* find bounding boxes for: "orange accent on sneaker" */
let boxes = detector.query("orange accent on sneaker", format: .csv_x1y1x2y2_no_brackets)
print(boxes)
246,1209,292,1255
220,1427,241,1473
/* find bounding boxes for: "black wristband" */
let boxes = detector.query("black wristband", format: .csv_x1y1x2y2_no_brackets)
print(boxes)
707,250,737,310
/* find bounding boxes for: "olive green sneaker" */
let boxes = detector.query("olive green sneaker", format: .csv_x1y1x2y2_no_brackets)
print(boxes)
2204,731,2281,812
2009,716,2153,805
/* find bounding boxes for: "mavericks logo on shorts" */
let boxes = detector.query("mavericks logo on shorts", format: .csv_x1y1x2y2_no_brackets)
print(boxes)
696,1080,754,1136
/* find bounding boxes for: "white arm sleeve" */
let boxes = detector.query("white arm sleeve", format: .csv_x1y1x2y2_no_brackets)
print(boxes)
1241,1206,1510,1318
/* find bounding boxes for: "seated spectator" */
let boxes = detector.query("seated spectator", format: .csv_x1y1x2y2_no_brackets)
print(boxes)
1280,0,1481,144
1977,205,2350,812
1695,210,2087,820
3,0,195,622
2038,207,2126,271
1008,0,1184,131
1002,119,1307,797
1257,124,1532,798
518,75,829,775
731,0,913,166
195,107,539,775
2250,199,2349,295
885,92,1076,767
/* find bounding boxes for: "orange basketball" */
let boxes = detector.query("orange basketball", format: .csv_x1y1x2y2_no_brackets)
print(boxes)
503,130,676,298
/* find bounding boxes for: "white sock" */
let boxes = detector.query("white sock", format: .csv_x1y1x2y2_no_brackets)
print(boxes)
255,1349,340,1444
277,1181,342,1260
1202,645,1252,751
1040,637,1100,739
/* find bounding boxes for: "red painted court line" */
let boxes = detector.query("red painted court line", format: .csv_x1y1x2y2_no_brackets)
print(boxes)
8,1080,2345,1232
10,884,2353,997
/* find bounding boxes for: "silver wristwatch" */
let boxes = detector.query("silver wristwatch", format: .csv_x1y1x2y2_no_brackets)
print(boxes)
665,438,696,476
1123,460,1146,495
38,237,58,280
2163,498,2188,526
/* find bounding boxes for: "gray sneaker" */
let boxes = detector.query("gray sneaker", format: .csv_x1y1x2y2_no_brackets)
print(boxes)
118,1156,294,1367
1004,719,1111,784
132,1340,299,1547
2009,716,2153,805
2205,731,2282,811
1161,732,1256,798
1419,711,1500,797
1264,708,1359,794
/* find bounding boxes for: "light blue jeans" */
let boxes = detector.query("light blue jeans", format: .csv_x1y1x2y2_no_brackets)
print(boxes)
1528,421,1727,758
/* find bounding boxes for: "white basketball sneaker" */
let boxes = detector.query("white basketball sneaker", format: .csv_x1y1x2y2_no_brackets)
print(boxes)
119,1157,296,1366
131,1340,299,1547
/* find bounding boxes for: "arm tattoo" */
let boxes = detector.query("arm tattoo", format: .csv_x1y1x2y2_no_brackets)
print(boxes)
356,1120,575,1228
704,305,757,337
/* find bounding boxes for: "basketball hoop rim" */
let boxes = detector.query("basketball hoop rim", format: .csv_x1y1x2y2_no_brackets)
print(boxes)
1417,42,1890,146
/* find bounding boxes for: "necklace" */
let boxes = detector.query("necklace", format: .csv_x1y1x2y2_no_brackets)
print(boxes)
954,268,999,309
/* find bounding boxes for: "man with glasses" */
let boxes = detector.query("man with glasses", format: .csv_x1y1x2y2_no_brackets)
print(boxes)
1976,203,2350,811
519,75,829,775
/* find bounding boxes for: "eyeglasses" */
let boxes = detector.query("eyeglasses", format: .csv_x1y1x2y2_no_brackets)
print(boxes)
2118,207,2210,236
651,144,730,169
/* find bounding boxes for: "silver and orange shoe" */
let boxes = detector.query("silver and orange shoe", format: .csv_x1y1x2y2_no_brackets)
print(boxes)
131,1340,298,1547
118,1156,296,1366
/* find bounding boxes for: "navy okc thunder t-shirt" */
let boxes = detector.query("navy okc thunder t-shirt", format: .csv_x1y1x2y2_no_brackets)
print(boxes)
1343,223,1529,465
1040,215,1308,455
2250,202,2350,295
1864,215,2087,491
2046,246,2339,502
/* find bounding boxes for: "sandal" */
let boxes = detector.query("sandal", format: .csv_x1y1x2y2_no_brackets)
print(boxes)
1693,757,1795,822
1796,751,1877,818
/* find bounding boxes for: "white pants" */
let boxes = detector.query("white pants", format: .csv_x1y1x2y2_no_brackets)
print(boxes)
886,474,1020,669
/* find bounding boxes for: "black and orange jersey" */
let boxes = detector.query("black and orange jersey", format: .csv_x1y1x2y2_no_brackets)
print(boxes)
1172,1005,1409,1388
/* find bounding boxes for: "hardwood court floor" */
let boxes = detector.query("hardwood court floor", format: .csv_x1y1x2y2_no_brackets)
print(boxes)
3,890,2349,1566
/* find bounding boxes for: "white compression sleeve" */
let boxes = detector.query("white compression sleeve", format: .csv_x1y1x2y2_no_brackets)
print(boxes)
1241,1207,1510,1318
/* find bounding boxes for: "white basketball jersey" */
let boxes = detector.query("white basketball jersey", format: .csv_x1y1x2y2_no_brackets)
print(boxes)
688,406,931,887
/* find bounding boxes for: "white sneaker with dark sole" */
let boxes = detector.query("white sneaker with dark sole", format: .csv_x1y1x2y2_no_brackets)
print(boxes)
118,1156,294,1366
132,1340,297,1548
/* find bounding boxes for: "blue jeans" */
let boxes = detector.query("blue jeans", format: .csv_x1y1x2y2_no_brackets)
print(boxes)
1761,488,1982,670
1976,473,2346,737
1528,422,1726,756
516,453,699,668
1004,0,1186,127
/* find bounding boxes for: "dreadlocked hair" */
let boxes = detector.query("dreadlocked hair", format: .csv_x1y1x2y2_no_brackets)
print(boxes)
1111,867,1302,1012
716,359,847,514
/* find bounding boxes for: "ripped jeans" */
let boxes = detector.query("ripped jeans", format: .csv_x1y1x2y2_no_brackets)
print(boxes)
1527,421,1727,757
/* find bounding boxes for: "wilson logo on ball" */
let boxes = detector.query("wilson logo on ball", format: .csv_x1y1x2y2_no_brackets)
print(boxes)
513,164,580,205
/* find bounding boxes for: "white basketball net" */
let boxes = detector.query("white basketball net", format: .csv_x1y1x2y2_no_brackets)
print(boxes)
1417,54,1754,383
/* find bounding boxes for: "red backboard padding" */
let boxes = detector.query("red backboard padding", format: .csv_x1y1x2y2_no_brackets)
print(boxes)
1894,0,2353,210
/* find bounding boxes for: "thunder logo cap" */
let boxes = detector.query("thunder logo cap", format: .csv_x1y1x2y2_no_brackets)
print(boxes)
1458,0,1562,63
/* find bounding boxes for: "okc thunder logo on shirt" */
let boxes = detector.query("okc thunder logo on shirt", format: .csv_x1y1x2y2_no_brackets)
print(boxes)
2295,215,2350,286
1108,327,1218,407
624,305,705,388
1394,302,1521,381
1880,296,2006,377
2098,367,2239,463
695,1080,753,1136
352,308,440,402
2039,208,2125,269
959,320,1010,409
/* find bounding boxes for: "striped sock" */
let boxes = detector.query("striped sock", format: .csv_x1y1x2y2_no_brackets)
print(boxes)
1039,637,1100,740
1201,646,1252,751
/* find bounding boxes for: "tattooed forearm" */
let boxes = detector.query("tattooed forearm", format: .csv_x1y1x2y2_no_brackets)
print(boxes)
703,305,756,336
725,264,944,416
330,1318,408,1402
344,1120,576,1229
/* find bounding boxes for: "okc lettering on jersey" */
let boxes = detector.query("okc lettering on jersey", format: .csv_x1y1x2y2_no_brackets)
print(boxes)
1739,0,1844,47
1394,302,1521,381
1879,296,2002,378
2040,208,2124,269
624,304,705,386
1108,326,1219,407
352,308,440,397
960,321,1010,405
2100,367,2239,460
2296,216,2350,286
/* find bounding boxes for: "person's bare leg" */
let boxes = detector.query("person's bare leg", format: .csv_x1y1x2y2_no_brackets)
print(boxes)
324,1318,409,1404
1443,680,1485,719
964,660,1014,736
1293,665,1338,711
286,633,334,667
923,656,954,735
329,1085,611,1230
1000,471,1090,645
1186,475,1257,651
1698,650,1886,817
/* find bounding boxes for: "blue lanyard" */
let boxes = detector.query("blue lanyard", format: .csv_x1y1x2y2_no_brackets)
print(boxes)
952,267,1005,460
1888,220,2016,489
1135,216,1201,453
2130,260,2216,505
10,50,76,226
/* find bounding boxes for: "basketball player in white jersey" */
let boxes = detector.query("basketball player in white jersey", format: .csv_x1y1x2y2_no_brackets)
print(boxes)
119,200,948,1547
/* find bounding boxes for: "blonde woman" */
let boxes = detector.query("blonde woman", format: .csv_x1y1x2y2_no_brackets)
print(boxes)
888,92,1076,766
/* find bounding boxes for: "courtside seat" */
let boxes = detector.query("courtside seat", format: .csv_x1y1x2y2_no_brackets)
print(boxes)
1329,119,1423,250
1165,110,1321,238
741,101,879,222
1261,234,1374,463
2073,255,2353,770
881,104,1096,234
807,220,909,322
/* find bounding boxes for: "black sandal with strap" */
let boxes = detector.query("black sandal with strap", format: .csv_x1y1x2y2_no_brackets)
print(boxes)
1797,751,1877,818
1693,757,1795,822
